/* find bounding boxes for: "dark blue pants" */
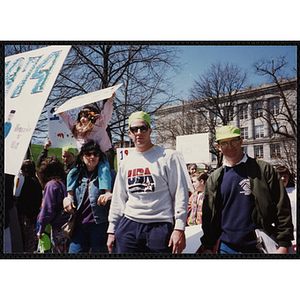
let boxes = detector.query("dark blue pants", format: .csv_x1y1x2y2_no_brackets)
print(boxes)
69,222,108,253
114,217,173,253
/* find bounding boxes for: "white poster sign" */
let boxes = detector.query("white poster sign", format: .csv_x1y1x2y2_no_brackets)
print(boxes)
176,133,210,164
116,147,136,170
5,45,71,175
55,83,123,114
182,224,203,253
47,106,82,148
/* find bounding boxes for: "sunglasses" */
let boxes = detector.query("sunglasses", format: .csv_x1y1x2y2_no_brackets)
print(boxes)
130,125,149,133
83,151,101,157
219,139,240,149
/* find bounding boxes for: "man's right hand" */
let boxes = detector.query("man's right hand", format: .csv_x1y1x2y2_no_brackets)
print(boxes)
107,233,115,253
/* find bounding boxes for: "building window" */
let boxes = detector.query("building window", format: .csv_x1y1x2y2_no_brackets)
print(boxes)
255,125,264,138
254,145,264,158
270,98,279,115
225,107,234,121
254,101,263,118
270,144,281,158
240,127,248,139
241,146,248,154
239,104,248,120
271,123,280,137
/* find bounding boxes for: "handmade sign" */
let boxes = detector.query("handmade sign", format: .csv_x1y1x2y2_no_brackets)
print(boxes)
5,45,71,175
116,147,136,170
55,83,123,114
176,133,210,164
47,106,82,148
182,224,203,253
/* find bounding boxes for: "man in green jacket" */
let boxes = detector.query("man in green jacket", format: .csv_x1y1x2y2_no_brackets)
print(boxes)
201,125,294,254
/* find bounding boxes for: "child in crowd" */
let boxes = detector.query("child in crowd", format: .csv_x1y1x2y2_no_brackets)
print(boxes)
57,93,115,201
37,156,70,253
186,171,208,226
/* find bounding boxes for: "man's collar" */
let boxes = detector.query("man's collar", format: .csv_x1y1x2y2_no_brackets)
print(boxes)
223,153,248,167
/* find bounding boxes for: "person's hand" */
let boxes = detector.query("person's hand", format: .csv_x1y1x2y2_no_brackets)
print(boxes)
109,92,116,102
275,246,289,254
107,233,115,253
203,249,213,254
63,196,76,214
97,192,112,206
37,232,42,240
45,138,51,150
168,229,186,253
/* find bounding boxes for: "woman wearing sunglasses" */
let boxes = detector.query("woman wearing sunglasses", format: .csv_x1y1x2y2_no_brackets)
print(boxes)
63,140,112,253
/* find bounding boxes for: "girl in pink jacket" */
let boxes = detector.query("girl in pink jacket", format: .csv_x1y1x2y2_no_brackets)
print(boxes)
58,93,115,201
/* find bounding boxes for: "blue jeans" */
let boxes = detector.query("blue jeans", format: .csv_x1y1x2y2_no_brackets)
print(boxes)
218,241,259,254
69,222,108,253
114,217,173,253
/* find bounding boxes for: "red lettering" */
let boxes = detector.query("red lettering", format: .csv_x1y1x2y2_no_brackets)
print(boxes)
128,170,132,177
137,168,144,175
144,167,151,175
133,169,137,176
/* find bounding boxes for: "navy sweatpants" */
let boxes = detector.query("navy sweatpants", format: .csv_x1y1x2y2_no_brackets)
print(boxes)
114,217,173,253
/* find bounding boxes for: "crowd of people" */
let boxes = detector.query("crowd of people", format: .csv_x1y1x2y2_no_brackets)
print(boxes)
4,104,296,254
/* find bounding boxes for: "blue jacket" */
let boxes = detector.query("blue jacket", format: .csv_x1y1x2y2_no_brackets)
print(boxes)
73,171,110,224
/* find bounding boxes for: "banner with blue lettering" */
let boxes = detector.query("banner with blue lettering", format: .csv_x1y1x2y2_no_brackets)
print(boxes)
5,46,71,175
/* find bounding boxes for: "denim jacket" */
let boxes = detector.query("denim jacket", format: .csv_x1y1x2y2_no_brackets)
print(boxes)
74,171,110,224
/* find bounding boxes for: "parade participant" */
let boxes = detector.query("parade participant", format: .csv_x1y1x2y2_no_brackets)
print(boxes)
201,125,294,254
276,165,297,251
37,138,76,175
57,93,115,152
107,111,189,254
187,163,198,176
16,160,42,252
186,171,208,226
37,156,70,253
61,146,76,174
63,140,111,253
57,94,115,202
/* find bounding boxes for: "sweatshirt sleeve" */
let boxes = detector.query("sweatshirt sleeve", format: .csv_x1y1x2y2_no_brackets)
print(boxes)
107,167,127,233
166,151,189,231
59,112,76,131
38,182,58,234
37,148,48,168
100,99,113,127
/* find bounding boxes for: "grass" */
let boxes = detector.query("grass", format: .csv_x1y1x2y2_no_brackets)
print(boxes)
30,144,118,171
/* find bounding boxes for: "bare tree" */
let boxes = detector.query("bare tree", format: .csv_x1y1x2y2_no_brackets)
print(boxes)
5,44,181,142
189,62,248,165
253,55,297,141
5,44,182,168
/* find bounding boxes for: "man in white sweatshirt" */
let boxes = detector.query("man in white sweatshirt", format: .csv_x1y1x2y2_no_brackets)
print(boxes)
107,111,189,254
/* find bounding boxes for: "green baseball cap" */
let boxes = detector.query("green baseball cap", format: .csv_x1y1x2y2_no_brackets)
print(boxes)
215,125,240,142
62,146,77,155
128,111,151,128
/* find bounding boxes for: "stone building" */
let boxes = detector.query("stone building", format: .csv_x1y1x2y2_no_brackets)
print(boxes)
155,77,297,169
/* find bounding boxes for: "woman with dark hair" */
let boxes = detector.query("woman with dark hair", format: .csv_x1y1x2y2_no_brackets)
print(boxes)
16,160,42,252
63,140,112,253
37,156,70,253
